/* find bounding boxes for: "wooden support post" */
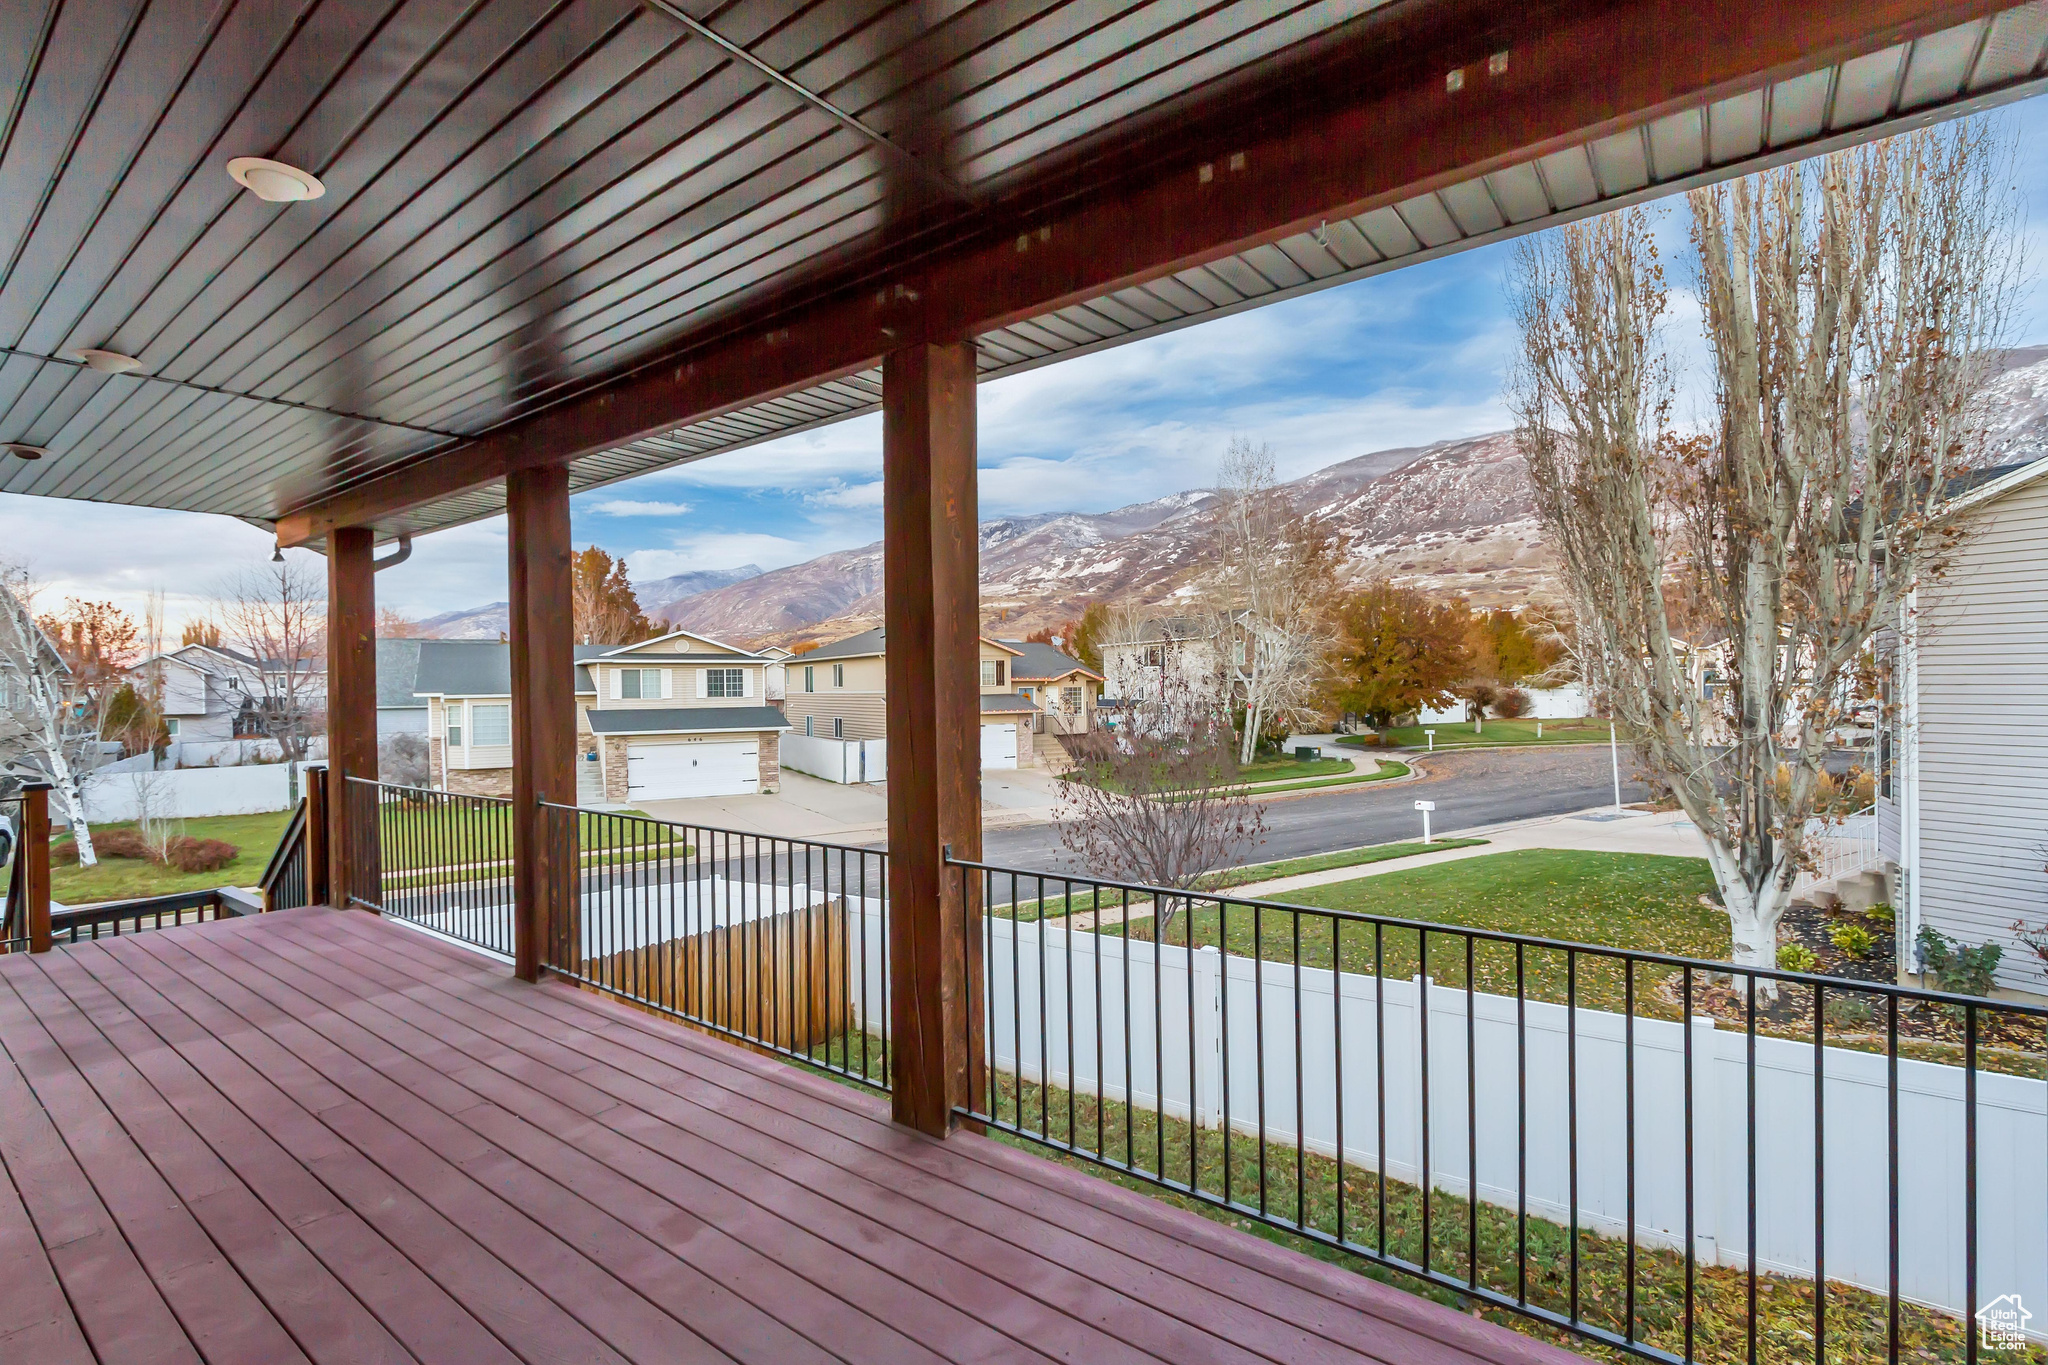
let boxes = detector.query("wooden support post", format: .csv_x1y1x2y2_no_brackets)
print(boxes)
305,765,330,908
22,783,51,954
326,527,378,908
883,339,984,1137
507,464,576,984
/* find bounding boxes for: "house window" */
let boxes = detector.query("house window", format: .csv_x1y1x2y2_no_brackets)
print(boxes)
833,716,843,738
165,718,181,737
804,665,815,692
804,715,813,736
471,704,511,747
620,667,663,699
705,667,745,698
446,716,463,747
832,663,844,688
981,660,1004,687
1062,686,1082,712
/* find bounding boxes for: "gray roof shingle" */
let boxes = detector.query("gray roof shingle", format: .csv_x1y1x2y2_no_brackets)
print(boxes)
412,640,608,697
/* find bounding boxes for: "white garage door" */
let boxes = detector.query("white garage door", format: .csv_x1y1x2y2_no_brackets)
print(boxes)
980,722,1017,770
627,740,759,799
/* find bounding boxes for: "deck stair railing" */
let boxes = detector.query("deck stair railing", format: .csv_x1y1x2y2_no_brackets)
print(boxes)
257,767,325,911
1,784,51,953
944,852,2048,1365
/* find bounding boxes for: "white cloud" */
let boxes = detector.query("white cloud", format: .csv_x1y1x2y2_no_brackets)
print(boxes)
625,531,816,579
586,498,694,517
802,479,883,510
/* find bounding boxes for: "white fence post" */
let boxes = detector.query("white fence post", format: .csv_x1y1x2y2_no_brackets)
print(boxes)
1191,945,1223,1126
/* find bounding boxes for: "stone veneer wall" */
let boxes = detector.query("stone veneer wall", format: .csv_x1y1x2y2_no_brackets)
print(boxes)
603,735,631,802
759,731,779,793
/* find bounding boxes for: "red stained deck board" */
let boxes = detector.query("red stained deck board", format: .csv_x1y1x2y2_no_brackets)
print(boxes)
0,907,1595,1365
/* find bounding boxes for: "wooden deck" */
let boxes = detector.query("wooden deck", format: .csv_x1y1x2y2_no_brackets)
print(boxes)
0,907,1588,1365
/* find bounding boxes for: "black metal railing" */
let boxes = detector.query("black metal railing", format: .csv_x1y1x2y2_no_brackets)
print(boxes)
45,887,258,943
946,853,2048,1365
540,801,890,1092
259,792,313,911
344,777,515,955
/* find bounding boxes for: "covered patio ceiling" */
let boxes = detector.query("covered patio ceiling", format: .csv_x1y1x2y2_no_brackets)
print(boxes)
0,0,2042,547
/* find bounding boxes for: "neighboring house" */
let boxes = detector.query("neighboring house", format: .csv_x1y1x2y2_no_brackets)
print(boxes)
757,645,791,703
995,639,1103,736
126,644,284,745
1879,456,2048,999
781,628,1056,768
1099,616,1222,705
416,630,787,804
376,638,427,737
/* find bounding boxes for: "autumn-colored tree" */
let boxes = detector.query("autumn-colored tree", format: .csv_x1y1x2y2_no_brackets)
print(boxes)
36,598,140,690
1040,601,1112,671
376,607,425,638
571,547,654,645
788,639,822,655
1325,584,1472,727
1466,609,1562,687
180,619,220,648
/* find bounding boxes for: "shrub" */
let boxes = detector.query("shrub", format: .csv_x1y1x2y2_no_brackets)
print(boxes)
1494,687,1532,719
165,836,239,873
1829,923,1873,958
93,828,156,860
1915,925,2002,997
1864,900,1894,925
52,838,79,864
1777,943,1819,973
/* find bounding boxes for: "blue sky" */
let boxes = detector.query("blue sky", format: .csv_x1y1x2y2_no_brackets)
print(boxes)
7,98,2048,630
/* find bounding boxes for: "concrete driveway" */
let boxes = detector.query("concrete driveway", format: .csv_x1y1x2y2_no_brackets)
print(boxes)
631,767,1068,841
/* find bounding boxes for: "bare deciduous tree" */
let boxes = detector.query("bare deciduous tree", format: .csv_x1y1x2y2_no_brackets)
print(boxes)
216,559,327,790
1056,675,1267,930
1509,125,2017,970
1201,437,1340,763
0,564,105,864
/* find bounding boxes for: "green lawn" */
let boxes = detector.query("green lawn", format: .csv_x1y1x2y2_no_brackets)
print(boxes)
1347,718,1622,750
1109,849,1728,1016
1203,837,1488,890
1244,759,1409,793
1238,754,1355,781
50,811,293,904
43,803,687,905
373,802,682,871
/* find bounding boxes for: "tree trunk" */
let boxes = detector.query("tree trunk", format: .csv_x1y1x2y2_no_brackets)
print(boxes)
1701,838,1794,973
45,748,95,869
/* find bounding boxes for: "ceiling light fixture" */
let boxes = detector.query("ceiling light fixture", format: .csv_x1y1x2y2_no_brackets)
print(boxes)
5,444,46,461
226,156,325,203
70,348,144,374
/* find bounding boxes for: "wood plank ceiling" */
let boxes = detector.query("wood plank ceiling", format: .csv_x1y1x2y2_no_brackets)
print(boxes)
2,0,2045,542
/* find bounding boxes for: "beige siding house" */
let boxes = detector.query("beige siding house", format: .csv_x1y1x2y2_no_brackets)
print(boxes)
416,630,787,804
1881,457,2048,999
783,628,1096,767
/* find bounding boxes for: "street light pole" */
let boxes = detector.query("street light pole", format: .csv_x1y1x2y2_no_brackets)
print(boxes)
1609,718,1622,813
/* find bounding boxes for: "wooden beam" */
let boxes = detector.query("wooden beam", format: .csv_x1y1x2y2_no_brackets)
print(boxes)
272,0,2015,545
883,339,984,1137
325,527,378,908
507,464,577,984
22,782,50,954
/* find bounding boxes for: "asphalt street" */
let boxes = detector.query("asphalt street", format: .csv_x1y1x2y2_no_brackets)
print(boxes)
979,745,1651,874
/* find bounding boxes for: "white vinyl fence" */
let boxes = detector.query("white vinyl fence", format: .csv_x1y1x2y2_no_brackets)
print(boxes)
81,762,318,822
933,911,2046,1332
779,733,887,784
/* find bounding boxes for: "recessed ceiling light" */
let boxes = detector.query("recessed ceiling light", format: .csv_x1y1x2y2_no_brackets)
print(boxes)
226,156,325,203
5,444,45,461
70,348,144,375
